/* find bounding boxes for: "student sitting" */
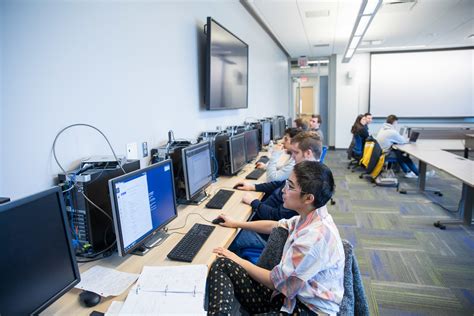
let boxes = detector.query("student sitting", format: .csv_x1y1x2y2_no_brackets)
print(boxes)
207,161,345,315
293,117,309,131
309,114,324,141
376,114,434,178
255,127,300,182
351,114,369,146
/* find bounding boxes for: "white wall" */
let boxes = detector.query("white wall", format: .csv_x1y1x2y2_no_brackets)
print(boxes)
334,53,370,148
1,1,289,199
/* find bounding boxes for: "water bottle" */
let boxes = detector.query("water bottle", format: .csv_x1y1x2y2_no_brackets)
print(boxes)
268,140,274,154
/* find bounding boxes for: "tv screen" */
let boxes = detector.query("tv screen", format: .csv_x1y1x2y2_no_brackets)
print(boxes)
205,17,249,110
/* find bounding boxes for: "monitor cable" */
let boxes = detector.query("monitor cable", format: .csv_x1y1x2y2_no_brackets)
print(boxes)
166,212,214,232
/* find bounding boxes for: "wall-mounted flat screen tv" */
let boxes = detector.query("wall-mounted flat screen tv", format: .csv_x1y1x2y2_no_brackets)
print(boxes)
205,17,249,110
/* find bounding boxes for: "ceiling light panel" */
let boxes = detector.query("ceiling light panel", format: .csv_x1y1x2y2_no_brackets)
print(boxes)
355,15,372,36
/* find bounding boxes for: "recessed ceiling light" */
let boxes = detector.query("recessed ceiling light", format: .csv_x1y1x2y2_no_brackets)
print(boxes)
313,43,330,47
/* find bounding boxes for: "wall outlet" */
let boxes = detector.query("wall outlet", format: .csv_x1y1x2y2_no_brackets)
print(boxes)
126,142,139,160
142,142,148,158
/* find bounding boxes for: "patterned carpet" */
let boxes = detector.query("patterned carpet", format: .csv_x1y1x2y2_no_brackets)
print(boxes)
325,149,474,315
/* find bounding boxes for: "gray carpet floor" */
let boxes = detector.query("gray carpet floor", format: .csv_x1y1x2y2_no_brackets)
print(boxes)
325,149,474,315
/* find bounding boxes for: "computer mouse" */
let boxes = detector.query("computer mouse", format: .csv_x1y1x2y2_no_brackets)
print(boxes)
79,290,101,308
212,217,225,225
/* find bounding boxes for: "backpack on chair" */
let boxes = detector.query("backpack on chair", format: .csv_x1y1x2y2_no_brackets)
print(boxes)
359,137,385,180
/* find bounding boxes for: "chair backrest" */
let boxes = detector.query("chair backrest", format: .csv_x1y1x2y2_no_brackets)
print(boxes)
353,135,363,156
319,146,329,163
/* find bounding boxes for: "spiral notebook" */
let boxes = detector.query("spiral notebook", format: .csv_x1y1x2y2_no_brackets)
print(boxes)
118,265,207,315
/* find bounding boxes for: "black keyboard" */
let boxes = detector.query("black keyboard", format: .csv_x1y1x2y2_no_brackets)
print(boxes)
205,189,234,209
246,168,266,180
257,156,269,163
167,223,215,262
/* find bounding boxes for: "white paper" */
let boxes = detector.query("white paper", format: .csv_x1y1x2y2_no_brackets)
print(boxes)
138,265,207,293
105,301,124,315
75,266,139,297
118,265,207,315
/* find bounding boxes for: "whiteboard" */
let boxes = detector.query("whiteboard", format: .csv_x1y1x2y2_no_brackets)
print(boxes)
369,49,474,118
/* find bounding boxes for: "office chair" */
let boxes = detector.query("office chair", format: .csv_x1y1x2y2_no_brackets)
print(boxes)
320,146,336,205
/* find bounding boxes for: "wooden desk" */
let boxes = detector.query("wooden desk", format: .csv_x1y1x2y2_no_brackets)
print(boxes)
394,144,474,226
43,162,265,315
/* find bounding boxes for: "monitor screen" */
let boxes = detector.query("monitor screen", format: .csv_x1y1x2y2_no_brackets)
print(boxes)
182,142,213,201
205,17,249,110
261,121,271,146
278,118,286,137
272,119,281,140
244,129,259,162
108,159,178,256
229,133,246,174
0,187,80,315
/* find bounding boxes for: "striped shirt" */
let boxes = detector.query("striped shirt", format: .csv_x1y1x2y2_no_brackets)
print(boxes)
270,206,345,315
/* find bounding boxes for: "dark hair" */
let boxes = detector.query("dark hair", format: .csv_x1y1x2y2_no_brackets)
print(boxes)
290,131,322,159
293,161,334,208
311,114,322,125
350,114,364,134
386,114,398,124
294,118,308,131
364,112,372,117
284,127,301,138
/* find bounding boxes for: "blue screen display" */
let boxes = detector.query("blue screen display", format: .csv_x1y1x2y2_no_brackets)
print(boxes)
111,160,177,254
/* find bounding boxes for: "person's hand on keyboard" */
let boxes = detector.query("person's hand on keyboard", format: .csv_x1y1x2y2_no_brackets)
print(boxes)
233,181,256,191
255,162,267,169
242,193,257,205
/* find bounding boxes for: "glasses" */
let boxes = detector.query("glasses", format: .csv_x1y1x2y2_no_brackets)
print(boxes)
283,179,308,195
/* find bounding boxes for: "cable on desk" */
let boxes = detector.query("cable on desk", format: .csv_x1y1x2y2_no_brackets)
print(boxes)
167,213,214,232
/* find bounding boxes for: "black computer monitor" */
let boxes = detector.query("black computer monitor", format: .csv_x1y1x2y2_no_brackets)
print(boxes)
182,142,213,203
0,187,80,315
108,159,178,256
229,133,246,174
261,121,271,146
244,129,259,162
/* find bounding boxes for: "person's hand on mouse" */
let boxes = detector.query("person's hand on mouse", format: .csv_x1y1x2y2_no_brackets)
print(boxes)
255,162,266,169
241,193,257,205
233,181,255,191
215,214,238,228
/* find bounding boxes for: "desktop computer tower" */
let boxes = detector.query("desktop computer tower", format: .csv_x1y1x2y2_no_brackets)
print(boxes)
214,134,232,176
166,144,188,201
58,160,140,254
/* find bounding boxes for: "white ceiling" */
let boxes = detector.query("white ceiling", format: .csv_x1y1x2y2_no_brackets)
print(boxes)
245,0,474,59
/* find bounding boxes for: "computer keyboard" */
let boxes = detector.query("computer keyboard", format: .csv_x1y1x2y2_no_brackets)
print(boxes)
205,189,234,209
257,156,269,164
246,168,266,180
167,223,215,262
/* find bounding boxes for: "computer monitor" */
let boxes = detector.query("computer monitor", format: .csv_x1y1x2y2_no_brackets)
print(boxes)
229,133,247,174
272,118,281,140
182,142,213,203
108,159,178,256
261,121,271,146
244,129,259,162
278,117,286,136
0,187,80,315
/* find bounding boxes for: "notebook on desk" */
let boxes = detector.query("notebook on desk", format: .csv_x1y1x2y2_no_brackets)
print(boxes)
118,265,207,315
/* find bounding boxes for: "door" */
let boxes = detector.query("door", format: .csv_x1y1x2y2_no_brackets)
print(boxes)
300,87,314,116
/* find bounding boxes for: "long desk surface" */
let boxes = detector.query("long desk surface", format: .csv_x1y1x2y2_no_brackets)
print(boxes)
393,144,474,226
42,158,270,315
394,144,474,186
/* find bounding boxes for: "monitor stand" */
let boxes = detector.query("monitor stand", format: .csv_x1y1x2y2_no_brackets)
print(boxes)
131,230,170,256
177,191,209,206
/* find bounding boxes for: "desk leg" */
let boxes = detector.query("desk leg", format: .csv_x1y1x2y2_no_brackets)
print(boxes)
418,161,427,191
460,184,474,226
